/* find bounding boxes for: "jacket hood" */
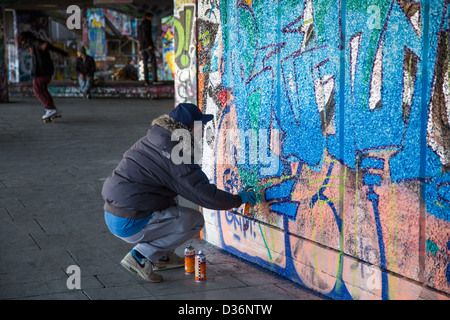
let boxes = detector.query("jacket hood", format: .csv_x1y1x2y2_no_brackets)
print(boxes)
147,115,190,158
151,114,188,133
147,114,201,163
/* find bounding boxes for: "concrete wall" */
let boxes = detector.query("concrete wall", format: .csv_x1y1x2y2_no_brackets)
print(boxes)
197,0,450,300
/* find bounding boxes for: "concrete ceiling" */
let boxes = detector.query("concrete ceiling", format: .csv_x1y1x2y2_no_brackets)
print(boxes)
1,0,174,18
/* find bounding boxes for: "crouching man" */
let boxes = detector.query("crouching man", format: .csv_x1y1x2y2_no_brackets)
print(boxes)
102,103,256,282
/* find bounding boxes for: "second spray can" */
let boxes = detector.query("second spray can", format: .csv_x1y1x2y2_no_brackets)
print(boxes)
195,250,206,282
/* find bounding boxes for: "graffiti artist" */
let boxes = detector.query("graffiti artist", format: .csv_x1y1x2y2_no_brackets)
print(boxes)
102,103,257,282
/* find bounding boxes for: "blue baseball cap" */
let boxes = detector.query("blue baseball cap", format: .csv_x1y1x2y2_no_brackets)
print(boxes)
169,103,214,126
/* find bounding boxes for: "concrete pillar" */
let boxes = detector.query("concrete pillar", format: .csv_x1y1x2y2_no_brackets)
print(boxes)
0,7,9,103
173,0,197,106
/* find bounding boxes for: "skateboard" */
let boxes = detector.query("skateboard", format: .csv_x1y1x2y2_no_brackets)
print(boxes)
42,114,62,123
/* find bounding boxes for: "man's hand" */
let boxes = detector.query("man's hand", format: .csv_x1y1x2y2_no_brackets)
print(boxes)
238,190,257,205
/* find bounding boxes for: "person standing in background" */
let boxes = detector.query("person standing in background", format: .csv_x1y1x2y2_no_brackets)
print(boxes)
138,12,158,85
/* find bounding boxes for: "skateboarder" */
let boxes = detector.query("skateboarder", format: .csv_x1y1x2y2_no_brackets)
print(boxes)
102,103,256,282
18,31,68,120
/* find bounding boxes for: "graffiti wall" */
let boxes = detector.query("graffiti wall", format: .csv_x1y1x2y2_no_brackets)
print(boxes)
174,0,197,104
162,15,175,81
87,9,106,58
198,0,450,299
103,9,138,37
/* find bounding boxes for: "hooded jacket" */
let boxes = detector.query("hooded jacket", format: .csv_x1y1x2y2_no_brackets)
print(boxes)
28,38,68,78
102,115,242,220
138,19,154,50
76,55,96,77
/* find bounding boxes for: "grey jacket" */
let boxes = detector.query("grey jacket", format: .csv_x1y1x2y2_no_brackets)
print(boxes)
102,115,242,219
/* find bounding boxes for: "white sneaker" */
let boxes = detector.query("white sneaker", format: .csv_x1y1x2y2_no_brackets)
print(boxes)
42,109,58,120
120,251,163,282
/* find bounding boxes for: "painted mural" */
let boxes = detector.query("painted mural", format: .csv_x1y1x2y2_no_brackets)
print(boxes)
87,9,106,58
174,0,197,104
198,0,450,299
162,15,175,81
103,9,138,37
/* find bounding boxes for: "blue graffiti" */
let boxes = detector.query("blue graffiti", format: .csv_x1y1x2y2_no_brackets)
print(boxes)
222,0,449,216
309,161,342,232
214,0,450,299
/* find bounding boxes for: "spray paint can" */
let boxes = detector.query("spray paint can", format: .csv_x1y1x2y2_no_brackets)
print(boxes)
243,188,255,216
184,244,195,274
195,250,206,282
244,202,255,216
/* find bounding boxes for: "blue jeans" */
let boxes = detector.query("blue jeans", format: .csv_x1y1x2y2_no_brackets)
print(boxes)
141,49,157,82
78,75,93,93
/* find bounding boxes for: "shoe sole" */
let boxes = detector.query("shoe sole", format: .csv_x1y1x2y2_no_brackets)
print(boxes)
42,110,61,120
153,263,184,271
42,113,58,120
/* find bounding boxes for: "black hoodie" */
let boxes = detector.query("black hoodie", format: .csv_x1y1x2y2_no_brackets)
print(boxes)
28,38,67,78
138,19,154,50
